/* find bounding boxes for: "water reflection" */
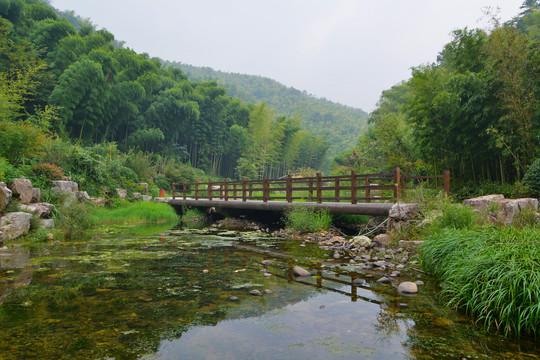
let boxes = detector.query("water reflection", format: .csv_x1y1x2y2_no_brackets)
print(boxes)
0,225,537,360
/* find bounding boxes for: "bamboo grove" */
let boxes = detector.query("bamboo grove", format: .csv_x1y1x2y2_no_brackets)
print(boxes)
0,0,328,184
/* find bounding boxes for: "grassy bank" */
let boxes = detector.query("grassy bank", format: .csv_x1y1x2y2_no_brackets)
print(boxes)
92,202,179,224
419,207,539,339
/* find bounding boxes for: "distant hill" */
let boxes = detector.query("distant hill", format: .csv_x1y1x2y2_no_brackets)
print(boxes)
164,62,368,158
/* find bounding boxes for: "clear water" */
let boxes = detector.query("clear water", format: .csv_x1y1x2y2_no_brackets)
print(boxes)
0,223,537,360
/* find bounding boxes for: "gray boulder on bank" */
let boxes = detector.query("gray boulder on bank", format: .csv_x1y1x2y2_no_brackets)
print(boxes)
464,194,538,225
19,203,54,218
387,202,420,233
142,195,153,202
0,182,12,212
40,219,54,229
116,188,127,199
397,281,418,294
132,192,142,200
8,178,34,204
0,212,33,242
76,191,91,202
52,181,78,193
31,188,41,203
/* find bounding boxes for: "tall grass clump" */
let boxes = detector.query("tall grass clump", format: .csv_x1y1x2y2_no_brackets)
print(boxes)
93,202,178,224
284,207,332,233
420,226,540,338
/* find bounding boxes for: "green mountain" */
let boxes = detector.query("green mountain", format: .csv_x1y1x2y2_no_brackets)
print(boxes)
164,62,368,158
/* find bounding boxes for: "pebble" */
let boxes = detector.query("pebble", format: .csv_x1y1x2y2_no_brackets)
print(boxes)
384,254,393,260
263,273,272,277
377,277,391,284
249,290,262,296
389,271,400,278
398,282,418,294
333,253,340,259
229,296,239,301
202,269,209,273
261,260,272,265
396,264,405,271
415,280,425,286
264,289,273,294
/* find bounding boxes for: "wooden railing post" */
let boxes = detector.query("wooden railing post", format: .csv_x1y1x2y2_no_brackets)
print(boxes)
316,172,322,203
308,179,314,202
195,181,199,200
183,182,187,200
365,176,371,203
208,179,213,201
224,179,229,201
172,182,175,199
249,183,253,198
393,167,401,200
400,172,407,198
233,183,237,200
351,171,357,204
286,175,292,203
242,178,247,202
263,176,269,202
335,178,340,202
444,170,450,197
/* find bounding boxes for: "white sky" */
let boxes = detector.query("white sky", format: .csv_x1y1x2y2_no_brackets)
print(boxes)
51,0,522,112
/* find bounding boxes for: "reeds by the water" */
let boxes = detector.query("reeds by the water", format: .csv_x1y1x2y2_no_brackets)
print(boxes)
93,202,179,224
420,225,539,338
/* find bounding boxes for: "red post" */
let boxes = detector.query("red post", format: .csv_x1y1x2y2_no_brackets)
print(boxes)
335,178,340,202
316,172,322,203
195,181,199,200
351,171,357,204
208,179,213,200
224,179,229,201
172,182,175,199
286,174,292,203
233,183,237,200
242,178,247,202
444,170,450,197
309,179,314,202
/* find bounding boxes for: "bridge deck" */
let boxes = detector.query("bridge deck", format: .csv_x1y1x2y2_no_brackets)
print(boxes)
168,198,393,216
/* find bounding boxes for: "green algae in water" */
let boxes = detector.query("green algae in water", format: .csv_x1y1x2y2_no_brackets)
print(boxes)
0,223,538,360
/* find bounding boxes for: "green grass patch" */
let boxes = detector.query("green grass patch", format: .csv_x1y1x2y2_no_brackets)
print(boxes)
283,206,332,233
420,225,540,338
93,201,179,224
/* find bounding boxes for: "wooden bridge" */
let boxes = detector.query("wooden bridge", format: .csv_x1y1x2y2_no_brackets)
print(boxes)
169,167,450,217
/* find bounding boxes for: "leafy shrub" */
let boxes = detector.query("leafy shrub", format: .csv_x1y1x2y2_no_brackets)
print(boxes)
0,157,22,182
523,158,540,197
55,201,95,240
284,206,332,233
31,163,64,180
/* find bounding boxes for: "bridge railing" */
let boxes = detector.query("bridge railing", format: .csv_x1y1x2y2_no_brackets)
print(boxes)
172,167,450,204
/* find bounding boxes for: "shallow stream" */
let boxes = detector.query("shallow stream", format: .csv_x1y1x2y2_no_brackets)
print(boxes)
0,223,538,359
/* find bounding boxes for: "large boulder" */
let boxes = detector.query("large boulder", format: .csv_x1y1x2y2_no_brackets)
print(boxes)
52,181,79,193
19,203,54,218
497,198,538,224
8,178,33,204
373,233,391,247
389,203,420,220
463,194,505,211
0,212,33,242
142,195,152,202
76,191,91,202
397,281,418,294
90,197,106,207
116,188,128,199
31,188,41,203
0,182,12,212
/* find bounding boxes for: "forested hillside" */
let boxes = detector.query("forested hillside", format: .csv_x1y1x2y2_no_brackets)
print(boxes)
166,61,368,158
335,1,540,199
0,0,330,197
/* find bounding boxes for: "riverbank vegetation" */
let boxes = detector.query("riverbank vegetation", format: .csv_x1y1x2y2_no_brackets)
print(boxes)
283,207,332,233
92,201,178,224
334,2,539,200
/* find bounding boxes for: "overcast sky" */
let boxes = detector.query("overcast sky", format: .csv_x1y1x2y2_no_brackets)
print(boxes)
51,0,522,112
